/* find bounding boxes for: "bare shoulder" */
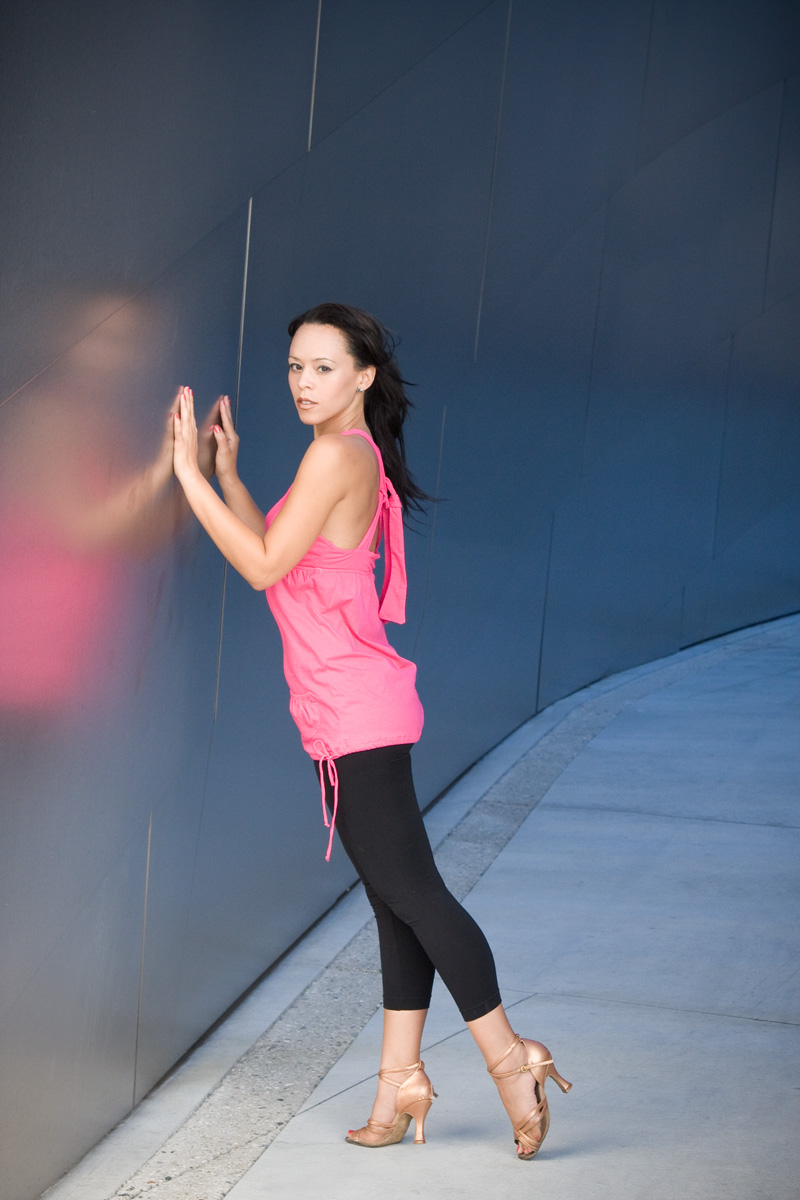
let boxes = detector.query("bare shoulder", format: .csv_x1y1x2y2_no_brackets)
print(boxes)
301,432,378,480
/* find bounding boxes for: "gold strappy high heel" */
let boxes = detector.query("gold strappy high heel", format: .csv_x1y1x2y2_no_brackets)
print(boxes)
487,1035,571,1160
345,1060,437,1147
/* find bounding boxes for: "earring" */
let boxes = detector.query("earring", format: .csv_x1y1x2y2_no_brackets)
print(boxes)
357,386,364,392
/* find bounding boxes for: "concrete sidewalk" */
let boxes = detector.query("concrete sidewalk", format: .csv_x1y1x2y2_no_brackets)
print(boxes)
47,615,800,1200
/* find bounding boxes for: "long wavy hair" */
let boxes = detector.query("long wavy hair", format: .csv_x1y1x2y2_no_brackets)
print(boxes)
287,302,431,515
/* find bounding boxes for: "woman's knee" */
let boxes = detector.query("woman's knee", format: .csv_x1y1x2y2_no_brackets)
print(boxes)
378,873,460,929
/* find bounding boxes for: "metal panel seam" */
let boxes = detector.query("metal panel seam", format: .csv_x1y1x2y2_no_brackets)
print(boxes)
308,0,323,151
214,197,253,724
473,0,514,362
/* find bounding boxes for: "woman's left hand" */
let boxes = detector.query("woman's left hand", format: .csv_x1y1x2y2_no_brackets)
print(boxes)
173,386,200,484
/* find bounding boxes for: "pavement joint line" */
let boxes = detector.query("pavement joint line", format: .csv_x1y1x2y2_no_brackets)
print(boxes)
515,990,800,1027
537,803,800,830
43,613,799,1200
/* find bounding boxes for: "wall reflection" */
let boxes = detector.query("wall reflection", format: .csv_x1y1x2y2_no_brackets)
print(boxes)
0,294,218,715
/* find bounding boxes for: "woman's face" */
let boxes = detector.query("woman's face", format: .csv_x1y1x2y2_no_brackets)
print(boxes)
287,323,374,434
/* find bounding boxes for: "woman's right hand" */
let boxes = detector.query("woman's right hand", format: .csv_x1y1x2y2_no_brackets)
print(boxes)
212,395,240,483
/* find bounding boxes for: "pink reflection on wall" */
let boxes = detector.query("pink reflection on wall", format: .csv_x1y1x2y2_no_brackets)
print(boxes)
0,513,118,710
0,294,216,714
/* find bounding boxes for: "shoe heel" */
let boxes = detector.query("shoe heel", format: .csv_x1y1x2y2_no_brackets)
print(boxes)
547,1063,572,1093
405,1097,433,1144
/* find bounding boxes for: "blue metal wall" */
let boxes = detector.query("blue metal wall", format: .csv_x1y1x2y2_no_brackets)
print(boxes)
1,3,797,1196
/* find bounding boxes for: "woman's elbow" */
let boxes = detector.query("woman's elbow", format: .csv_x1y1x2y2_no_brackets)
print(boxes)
247,562,283,590
248,567,273,590
245,545,280,590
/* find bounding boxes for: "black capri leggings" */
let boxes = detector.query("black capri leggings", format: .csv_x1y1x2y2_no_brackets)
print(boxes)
317,743,501,1022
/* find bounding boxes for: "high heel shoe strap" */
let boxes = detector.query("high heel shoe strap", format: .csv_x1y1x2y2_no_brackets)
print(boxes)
487,1035,552,1079
363,1117,397,1133
378,1060,424,1085
491,1057,554,1080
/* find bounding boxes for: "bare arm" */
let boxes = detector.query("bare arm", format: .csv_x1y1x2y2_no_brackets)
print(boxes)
48,392,203,555
173,388,362,589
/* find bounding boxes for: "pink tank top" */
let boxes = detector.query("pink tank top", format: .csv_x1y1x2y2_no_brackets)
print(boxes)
265,429,424,859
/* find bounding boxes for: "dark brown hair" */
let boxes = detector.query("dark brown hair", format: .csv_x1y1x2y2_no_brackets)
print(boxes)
287,302,430,514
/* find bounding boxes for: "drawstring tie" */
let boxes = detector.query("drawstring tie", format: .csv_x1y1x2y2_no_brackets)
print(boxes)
314,740,339,862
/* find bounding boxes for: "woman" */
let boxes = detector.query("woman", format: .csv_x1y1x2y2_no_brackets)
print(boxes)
172,302,570,1158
